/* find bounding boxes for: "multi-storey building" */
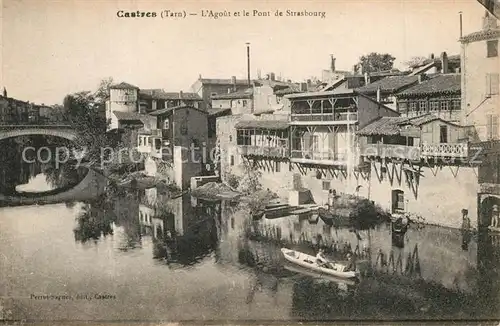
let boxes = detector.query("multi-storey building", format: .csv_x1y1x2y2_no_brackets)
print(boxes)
396,74,462,122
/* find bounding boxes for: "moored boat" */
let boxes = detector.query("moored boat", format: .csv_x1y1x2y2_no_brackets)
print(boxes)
280,248,358,279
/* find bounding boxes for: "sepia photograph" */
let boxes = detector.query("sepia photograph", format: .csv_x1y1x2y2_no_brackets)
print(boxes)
0,0,499,323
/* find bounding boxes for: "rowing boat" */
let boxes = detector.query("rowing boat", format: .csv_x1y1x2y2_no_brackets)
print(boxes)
280,248,358,279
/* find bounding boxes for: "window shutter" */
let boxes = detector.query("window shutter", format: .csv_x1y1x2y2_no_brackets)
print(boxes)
492,115,499,140
492,74,499,95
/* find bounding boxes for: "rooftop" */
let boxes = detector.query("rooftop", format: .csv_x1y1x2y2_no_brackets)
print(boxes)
397,74,461,98
460,28,500,43
355,76,420,94
234,119,289,130
211,88,253,100
140,89,202,101
197,78,253,86
357,113,462,136
110,82,139,90
112,111,145,122
148,105,207,116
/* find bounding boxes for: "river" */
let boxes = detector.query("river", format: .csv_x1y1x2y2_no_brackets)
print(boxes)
1,142,500,321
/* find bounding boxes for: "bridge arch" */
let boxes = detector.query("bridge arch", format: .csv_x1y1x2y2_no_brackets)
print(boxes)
0,127,77,141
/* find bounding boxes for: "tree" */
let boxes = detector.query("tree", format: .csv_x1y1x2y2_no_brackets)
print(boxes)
94,77,114,104
356,52,396,74
404,56,428,69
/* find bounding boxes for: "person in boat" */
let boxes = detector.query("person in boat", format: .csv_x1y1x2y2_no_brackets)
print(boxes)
316,249,331,267
345,253,356,272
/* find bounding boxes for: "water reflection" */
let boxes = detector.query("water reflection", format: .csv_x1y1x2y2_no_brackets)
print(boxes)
0,137,87,197
1,168,500,320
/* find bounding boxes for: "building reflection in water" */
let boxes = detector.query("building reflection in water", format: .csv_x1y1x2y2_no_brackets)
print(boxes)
138,187,221,267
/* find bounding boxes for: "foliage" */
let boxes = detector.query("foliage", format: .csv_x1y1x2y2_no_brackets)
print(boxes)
404,56,428,69
355,52,396,74
225,170,240,189
347,198,390,231
237,159,262,195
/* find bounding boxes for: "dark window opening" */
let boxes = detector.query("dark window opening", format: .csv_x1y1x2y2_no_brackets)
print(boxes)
487,40,499,58
440,125,448,143
276,162,281,172
322,180,330,191
230,155,234,166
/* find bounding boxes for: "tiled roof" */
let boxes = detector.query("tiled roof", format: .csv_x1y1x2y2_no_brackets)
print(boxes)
110,82,139,90
274,85,302,95
140,89,202,101
148,105,207,116
460,28,500,43
235,120,289,130
113,111,144,122
199,78,253,85
357,113,460,136
356,116,409,136
397,74,461,98
355,76,420,94
367,70,407,77
207,107,232,116
211,88,253,100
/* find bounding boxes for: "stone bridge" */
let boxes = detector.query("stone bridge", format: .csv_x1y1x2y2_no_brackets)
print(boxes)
0,125,77,141
0,169,106,206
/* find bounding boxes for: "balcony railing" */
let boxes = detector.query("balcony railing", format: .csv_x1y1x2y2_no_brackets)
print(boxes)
360,143,421,161
421,142,468,158
360,142,469,160
239,145,288,158
290,112,358,123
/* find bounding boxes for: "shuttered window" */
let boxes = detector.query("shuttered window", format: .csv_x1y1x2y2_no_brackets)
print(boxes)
487,73,500,96
487,40,499,58
487,114,499,140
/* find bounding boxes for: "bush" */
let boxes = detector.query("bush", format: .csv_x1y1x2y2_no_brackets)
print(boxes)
226,172,240,190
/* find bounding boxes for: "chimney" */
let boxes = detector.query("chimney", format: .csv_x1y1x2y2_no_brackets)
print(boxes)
459,11,463,38
364,72,370,85
441,52,449,74
330,55,336,72
300,82,307,92
307,79,312,86
2,87,6,97
198,74,202,80
246,42,251,87
231,76,237,91
376,87,381,102
270,72,276,81
430,53,435,59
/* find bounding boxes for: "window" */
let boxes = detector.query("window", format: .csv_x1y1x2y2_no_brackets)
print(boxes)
440,101,449,111
322,180,330,191
452,100,461,110
163,118,170,129
392,190,405,212
398,102,407,112
430,101,439,111
409,102,417,111
242,100,247,107
419,101,427,112
276,162,281,172
487,114,499,140
440,125,448,143
487,40,498,58
486,73,499,96
230,155,234,166
236,129,251,145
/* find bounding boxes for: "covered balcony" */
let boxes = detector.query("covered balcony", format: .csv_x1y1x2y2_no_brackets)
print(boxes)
235,120,289,160
357,114,473,162
287,92,359,125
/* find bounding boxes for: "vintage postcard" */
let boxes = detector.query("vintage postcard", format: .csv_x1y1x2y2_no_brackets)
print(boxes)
1,0,500,324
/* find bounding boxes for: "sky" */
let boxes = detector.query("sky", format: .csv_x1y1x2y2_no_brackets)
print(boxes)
0,0,487,105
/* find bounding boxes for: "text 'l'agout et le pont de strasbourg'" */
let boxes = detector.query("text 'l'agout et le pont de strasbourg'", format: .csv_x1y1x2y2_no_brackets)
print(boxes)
116,9,327,19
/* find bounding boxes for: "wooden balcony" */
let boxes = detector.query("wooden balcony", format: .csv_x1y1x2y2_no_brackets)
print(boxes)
420,142,468,158
290,112,358,125
290,150,349,165
239,145,288,159
360,143,421,161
